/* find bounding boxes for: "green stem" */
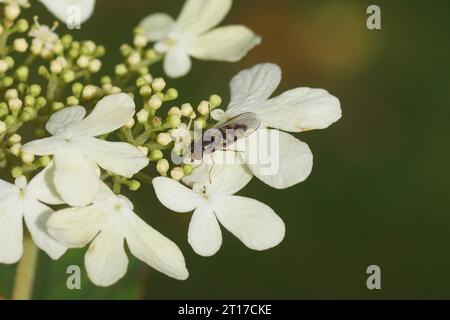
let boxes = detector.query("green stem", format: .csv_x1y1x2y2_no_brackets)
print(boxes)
12,235,39,300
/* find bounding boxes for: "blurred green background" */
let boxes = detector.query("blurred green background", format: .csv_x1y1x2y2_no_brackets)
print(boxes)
1,0,449,299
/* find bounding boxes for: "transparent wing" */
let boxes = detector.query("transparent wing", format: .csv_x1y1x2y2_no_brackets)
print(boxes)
214,112,261,148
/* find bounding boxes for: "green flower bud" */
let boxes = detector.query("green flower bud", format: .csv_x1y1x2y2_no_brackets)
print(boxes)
101,76,112,85
0,103,8,117
35,96,47,109
94,45,106,57
128,180,141,191
72,82,83,97
12,167,23,179
120,44,133,57
16,66,29,82
61,34,73,48
152,78,166,92
52,102,64,111
5,56,15,69
62,70,75,83
5,115,16,126
165,88,178,101
150,150,163,161
15,19,29,33
67,96,79,106
209,94,223,109
183,164,193,176
39,156,51,167
157,133,172,146
2,76,14,87
139,85,152,97
145,49,158,61
34,129,46,138
29,84,42,97
115,64,128,76
167,115,181,129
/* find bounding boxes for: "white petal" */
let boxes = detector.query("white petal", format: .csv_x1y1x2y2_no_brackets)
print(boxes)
176,0,232,35
47,204,106,248
152,177,202,213
54,147,100,207
0,202,23,264
80,138,149,178
213,195,285,251
227,63,281,114
39,0,96,23
27,161,64,205
246,130,313,189
73,93,135,137
188,204,222,257
45,106,86,135
124,210,189,281
163,46,192,78
183,163,252,196
189,26,260,62
0,179,16,200
22,136,62,156
259,88,342,132
85,225,128,287
140,13,175,41
23,200,66,260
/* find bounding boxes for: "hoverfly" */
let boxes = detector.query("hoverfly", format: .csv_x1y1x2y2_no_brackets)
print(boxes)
187,112,261,165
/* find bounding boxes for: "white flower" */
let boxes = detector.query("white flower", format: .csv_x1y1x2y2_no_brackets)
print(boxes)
28,18,59,52
0,167,67,264
153,164,285,257
47,184,189,287
39,0,96,23
140,0,261,78
171,123,192,154
212,63,342,189
22,93,149,207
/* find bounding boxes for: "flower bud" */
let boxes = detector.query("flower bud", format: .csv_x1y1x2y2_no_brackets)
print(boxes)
181,103,194,117
167,115,181,129
134,34,148,48
136,109,150,123
62,70,75,83
52,102,64,111
5,5,21,21
10,143,22,157
209,94,223,109
128,180,141,191
76,55,90,68
5,89,18,100
168,107,182,117
170,167,184,181
0,121,6,135
82,85,98,100
21,152,35,164
13,38,28,52
11,167,23,179
8,98,23,112
183,164,193,176
152,117,162,128
8,133,21,145
150,150,163,161
139,85,152,97
67,96,79,106
39,156,51,167
127,52,141,66
89,59,102,73
165,88,178,101
152,78,166,92
157,133,172,146
197,101,210,116
15,19,29,33
115,64,128,76
29,84,42,97
156,159,169,176
0,60,9,73
124,118,135,129
16,66,29,82
149,95,162,110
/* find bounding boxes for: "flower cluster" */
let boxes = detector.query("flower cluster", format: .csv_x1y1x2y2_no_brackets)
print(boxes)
0,0,341,288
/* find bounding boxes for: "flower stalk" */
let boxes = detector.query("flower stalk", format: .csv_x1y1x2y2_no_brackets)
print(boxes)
12,234,39,300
